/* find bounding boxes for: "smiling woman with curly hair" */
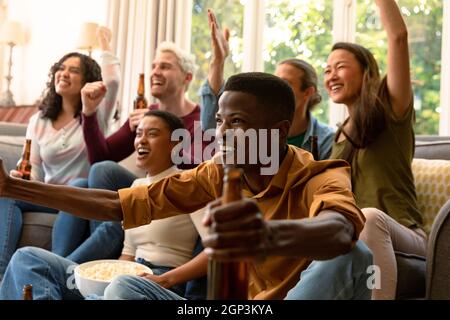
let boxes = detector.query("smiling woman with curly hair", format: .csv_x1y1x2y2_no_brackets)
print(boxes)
39,52,103,121
0,27,121,281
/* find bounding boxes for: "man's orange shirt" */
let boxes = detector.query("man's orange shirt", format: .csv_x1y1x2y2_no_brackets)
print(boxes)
118,145,365,299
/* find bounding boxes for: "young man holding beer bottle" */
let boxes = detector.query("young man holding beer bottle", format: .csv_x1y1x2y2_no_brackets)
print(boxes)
0,72,372,300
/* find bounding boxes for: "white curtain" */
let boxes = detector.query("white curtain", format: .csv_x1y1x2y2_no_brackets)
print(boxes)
0,0,8,94
106,0,193,123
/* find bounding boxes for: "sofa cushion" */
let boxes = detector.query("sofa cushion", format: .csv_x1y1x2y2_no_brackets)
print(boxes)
415,139,450,160
412,158,450,233
18,212,57,251
0,135,25,172
395,252,426,299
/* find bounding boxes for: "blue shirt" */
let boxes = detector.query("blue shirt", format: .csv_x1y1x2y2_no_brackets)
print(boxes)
199,80,335,160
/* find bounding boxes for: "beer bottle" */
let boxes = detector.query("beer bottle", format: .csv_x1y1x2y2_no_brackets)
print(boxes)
22,284,33,300
17,139,32,180
133,73,148,110
309,135,319,161
207,166,248,300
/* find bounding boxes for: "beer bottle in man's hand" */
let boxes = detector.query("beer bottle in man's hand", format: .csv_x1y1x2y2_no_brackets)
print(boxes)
207,166,249,300
134,73,148,110
17,139,32,180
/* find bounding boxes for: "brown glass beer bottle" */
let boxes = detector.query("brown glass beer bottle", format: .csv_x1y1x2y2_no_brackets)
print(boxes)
309,135,319,161
22,284,33,300
207,166,249,300
17,139,32,180
133,73,148,110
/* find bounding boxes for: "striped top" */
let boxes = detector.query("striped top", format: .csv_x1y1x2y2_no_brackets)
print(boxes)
25,51,120,184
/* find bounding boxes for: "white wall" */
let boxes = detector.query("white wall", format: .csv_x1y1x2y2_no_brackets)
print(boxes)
7,0,108,105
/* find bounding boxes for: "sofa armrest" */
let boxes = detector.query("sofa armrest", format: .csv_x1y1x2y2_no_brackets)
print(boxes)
426,199,450,299
0,121,27,136
18,212,57,251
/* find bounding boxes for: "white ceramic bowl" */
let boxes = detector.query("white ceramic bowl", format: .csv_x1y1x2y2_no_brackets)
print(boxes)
74,259,153,298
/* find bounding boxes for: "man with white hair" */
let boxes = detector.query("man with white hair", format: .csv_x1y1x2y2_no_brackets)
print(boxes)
81,41,204,168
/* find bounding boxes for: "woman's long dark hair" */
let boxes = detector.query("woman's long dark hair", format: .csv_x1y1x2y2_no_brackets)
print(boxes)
39,52,102,121
332,42,387,163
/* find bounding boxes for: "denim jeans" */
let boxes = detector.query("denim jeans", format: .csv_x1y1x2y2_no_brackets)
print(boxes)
0,247,179,300
52,161,136,263
285,240,373,300
0,198,57,278
104,240,372,300
0,247,82,300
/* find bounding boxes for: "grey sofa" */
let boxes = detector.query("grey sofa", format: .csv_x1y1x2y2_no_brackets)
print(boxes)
0,121,56,249
1,121,449,299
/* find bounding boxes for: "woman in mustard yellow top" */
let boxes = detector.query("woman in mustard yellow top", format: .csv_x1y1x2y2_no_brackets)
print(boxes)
326,0,427,299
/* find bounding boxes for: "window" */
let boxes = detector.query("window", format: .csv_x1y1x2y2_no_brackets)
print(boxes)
189,0,244,100
356,0,443,135
263,0,333,124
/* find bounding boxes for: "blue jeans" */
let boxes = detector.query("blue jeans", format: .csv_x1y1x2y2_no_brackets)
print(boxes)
0,247,180,300
52,161,136,263
104,240,372,300
0,198,57,279
0,247,82,300
285,240,373,300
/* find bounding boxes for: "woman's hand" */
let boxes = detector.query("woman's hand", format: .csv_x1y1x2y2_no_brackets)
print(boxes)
81,81,108,117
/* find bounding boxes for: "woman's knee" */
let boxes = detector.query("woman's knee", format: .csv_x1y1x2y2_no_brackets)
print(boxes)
11,247,47,267
89,161,118,180
362,208,390,229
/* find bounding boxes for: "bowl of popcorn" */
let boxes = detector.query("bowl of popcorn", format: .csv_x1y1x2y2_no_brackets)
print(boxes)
74,259,153,298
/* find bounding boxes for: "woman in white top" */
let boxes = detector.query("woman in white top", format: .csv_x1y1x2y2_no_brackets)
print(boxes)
0,27,120,280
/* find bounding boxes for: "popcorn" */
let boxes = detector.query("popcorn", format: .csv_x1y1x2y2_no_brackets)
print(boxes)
79,262,149,281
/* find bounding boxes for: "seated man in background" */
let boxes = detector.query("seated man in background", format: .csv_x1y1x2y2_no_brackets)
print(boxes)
200,9,334,159
0,111,207,300
0,72,372,300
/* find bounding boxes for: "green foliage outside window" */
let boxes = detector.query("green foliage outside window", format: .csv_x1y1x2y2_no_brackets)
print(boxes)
189,0,244,101
190,0,443,135
264,0,333,125
356,0,443,135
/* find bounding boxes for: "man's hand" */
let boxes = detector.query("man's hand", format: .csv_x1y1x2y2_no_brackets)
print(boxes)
0,159,11,197
128,109,148,131
81,82,108,117
207,9,230,95
9,169,23,179
202,198,273,262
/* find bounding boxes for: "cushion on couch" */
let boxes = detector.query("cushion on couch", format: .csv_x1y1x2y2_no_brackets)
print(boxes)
412,158,450,233
18,212,57,251
0,135,25,172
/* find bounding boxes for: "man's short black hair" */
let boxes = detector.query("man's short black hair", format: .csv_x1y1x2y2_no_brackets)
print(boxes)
143,110,185,133
223,72,295,124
